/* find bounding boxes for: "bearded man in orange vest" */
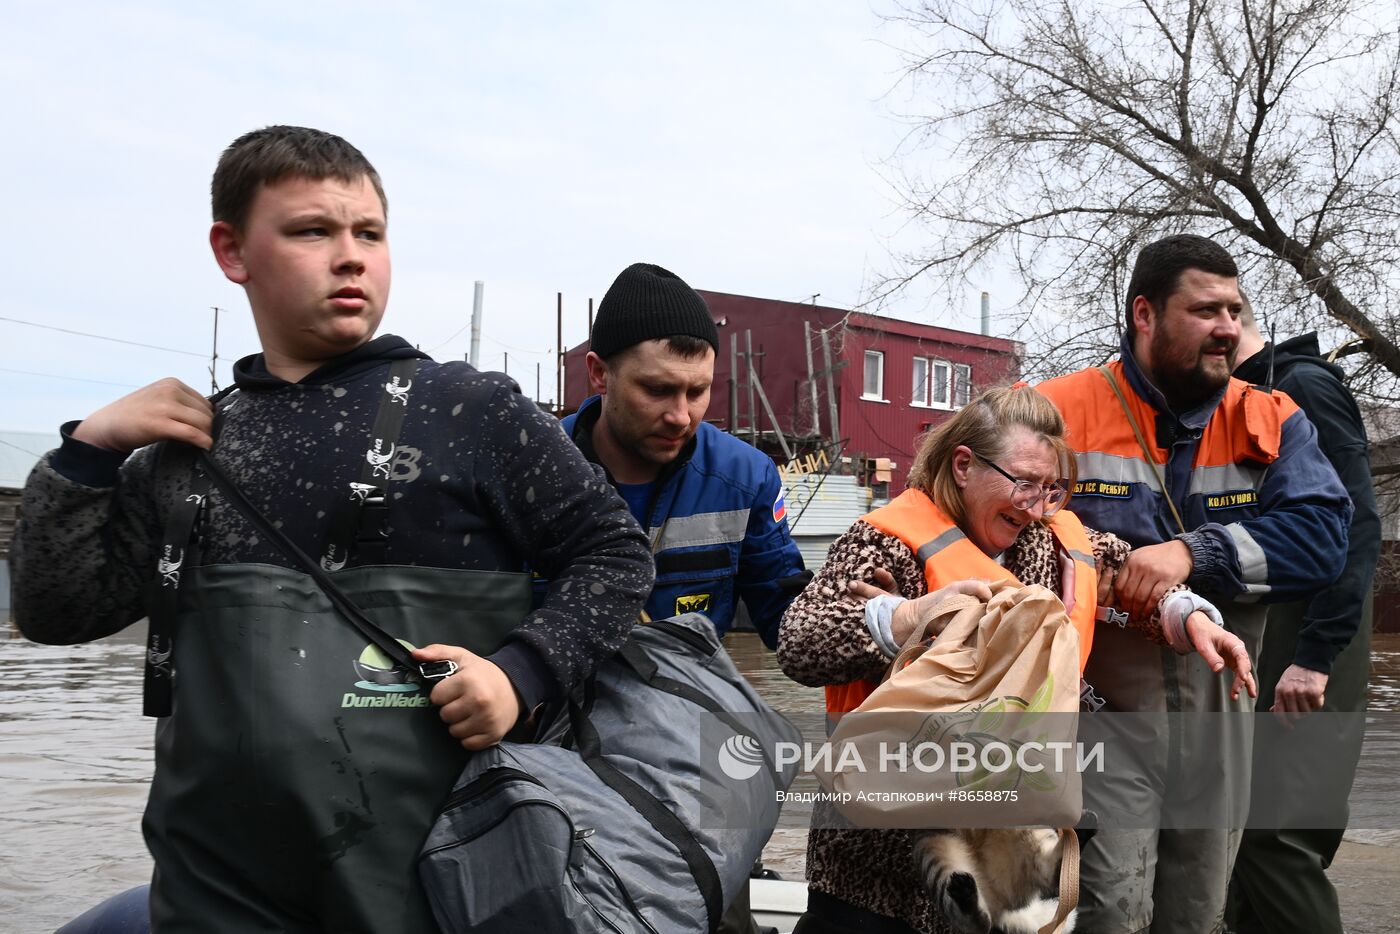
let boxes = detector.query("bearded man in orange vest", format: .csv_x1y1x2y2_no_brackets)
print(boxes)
1037,234,1351,934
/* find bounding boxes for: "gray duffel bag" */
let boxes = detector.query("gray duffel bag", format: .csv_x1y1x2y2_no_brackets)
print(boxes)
418,614,801,933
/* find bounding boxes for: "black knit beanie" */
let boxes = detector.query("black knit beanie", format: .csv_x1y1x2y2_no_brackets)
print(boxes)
590,263,719,359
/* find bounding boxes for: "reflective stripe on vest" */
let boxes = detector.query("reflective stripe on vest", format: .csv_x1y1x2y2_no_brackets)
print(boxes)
824,489,1098,714
1046,362,1294,473
1041,363,1291,591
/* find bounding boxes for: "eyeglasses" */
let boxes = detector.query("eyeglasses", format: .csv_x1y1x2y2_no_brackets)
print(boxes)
975,455,1069,515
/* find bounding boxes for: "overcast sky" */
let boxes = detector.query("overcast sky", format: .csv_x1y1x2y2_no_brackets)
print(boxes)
2,1,996,438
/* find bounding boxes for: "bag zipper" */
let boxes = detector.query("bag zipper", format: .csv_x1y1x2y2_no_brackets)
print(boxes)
439,766,545,813
578,835,662,934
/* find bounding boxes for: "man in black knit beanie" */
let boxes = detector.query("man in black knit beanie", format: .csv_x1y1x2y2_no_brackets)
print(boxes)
560,261,809,646
587,262,721,360
558,262,811,933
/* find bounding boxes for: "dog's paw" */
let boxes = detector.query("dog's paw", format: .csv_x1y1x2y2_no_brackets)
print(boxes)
996,898,1075,933
938,871,993,934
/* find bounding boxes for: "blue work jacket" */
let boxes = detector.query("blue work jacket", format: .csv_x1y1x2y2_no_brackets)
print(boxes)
558,396,810,646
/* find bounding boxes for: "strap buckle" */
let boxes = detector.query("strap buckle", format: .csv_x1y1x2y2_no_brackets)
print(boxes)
417,660,459,683
1080,679,1106,713
348,482,384,506
1097,607,1130,628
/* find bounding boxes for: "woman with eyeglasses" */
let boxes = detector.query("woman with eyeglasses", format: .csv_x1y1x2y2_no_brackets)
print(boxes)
776,383,1255,934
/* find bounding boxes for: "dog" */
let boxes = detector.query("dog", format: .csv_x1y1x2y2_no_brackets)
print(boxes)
916,826,1090,934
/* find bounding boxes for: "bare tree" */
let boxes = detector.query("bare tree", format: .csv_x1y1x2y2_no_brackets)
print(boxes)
879,0,1400,398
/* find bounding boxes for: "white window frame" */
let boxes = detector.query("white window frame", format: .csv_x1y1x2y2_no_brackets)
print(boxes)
911,356,931,407
913,358,953,410
862,350,886,402
953,363,972,408
931,359,952,409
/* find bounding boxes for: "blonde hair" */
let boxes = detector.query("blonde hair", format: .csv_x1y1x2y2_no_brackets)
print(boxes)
906,384,1077,525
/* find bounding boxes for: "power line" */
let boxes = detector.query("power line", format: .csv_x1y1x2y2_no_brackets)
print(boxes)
480,332,552,354
0,366,141,389
427,325,549,356
425,322,472,355
0,436,46,458
0,315,206,358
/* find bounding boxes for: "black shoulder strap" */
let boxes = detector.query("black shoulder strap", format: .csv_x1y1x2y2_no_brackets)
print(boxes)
320,358,419,570
196,448,453,687
568,697,725,933
143,445,212,717
143,385,240,718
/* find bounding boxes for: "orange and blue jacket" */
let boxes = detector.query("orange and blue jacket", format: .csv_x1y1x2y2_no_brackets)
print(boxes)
1037,340,1350,603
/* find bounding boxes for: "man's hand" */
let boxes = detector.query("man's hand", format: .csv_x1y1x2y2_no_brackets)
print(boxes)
1271,664,1328,727
1184,611,1257,702
71,378,214,453
845,567,899,601
1112,540,1193,620
1096,563,1116,608
412,644,523,751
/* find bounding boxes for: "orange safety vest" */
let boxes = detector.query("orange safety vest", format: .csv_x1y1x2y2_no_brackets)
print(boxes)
1040,363,1295,492
825,489,1098,714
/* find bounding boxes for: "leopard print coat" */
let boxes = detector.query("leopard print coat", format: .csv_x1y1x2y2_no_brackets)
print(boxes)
776,517,1168,932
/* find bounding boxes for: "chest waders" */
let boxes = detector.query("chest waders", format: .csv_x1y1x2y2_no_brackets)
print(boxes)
140,360,531,933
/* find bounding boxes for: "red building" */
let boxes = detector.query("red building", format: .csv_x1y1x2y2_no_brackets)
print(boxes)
563,291,1022,494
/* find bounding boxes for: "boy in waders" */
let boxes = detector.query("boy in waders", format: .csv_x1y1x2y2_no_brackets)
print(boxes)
13,125,654,932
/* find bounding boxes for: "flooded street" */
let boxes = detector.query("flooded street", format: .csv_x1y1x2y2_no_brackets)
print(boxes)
1,623,154,929
2,622,1398,931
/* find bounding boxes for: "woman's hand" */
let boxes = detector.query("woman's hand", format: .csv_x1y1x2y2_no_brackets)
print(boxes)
888,579,993,647
1184,611,1257,701
845,572,991,649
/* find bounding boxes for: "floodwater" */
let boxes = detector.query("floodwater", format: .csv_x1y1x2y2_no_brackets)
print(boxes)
1,622,1398,931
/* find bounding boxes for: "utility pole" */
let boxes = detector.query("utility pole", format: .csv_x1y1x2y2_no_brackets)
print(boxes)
821,328,840,446
804,320,820,438
469,281,484,367
728,333,738,435
208,306,223,393
745,330,757,446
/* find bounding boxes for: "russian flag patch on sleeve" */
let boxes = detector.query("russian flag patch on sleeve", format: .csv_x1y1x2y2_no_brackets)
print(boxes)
773,490,788,524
